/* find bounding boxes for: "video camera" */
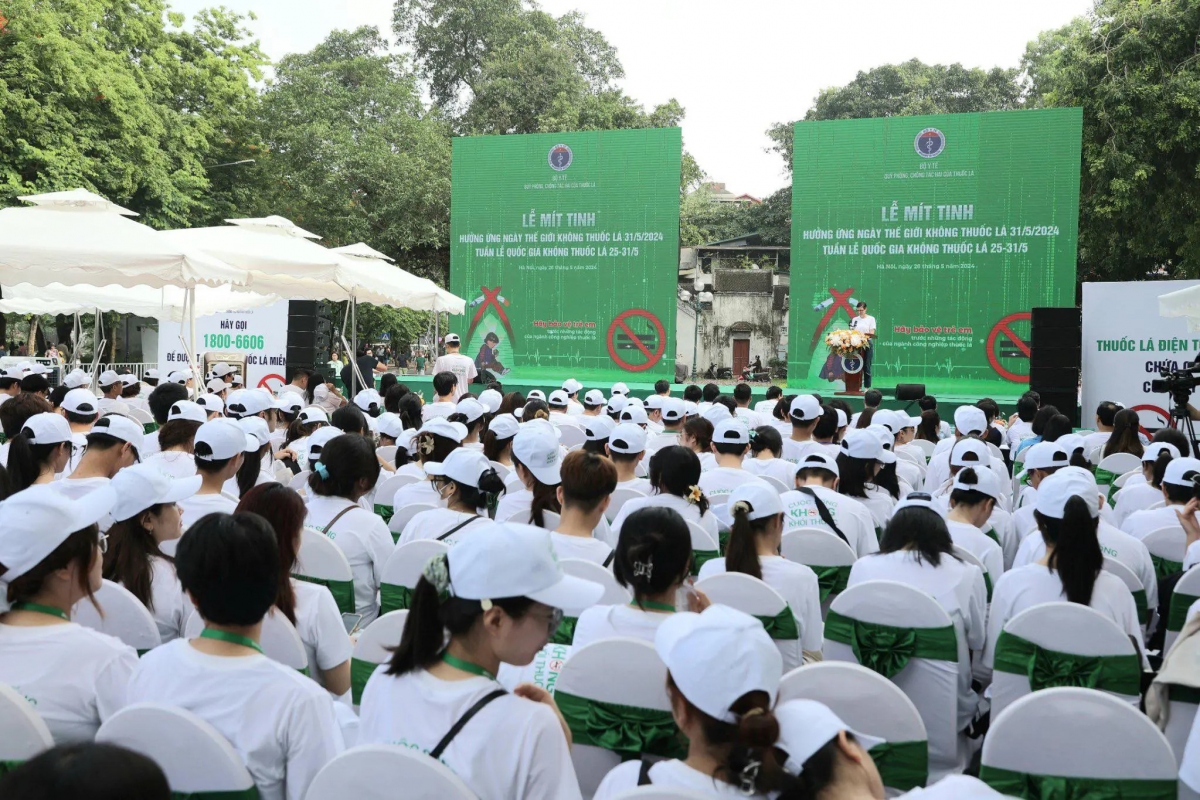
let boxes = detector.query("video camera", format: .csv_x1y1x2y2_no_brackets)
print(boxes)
1151,357,1200,414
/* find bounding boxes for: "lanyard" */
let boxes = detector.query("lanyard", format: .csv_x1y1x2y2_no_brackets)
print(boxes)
633,600,676,613
441,653,496,680
11,602,69,621
199,628,264,654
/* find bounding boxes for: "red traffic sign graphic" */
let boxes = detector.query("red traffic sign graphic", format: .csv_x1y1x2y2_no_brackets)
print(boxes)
258,373,286,393
985,312,1031,383
607,309,666,372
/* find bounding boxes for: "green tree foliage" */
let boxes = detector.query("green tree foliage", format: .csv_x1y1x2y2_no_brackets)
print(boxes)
0,0,266,226
1023,1,1200,281
679,189,749,247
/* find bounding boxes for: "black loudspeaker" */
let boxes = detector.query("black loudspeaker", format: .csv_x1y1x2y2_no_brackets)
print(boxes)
895,384,926,401
1029,306,1082,425
287,301,333,373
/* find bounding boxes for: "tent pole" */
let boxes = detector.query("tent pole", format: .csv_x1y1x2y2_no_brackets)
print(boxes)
188,286,197,390
351,297,358,397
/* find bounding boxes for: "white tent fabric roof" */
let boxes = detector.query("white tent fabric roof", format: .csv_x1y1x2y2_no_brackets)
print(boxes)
0,282,280,322
1159,284,1200,332
331,244,465,314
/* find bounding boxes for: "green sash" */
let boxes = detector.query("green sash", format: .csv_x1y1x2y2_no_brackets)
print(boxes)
1094,467,1123,504
1169,684,1200,704
1168,590,1200,633
350,657,380,705
378,583,414,617
983,571,994,602
1151,554,1183,582
373,503,394,525
980,764,1175,799
555,691,686,760
143,422,159,435
813,565,852,602
171,788,262,799
1133,589,1150,627
985,528,1001,548
550,616,578,646
718,529,729,554
755,607,799,641
293,573,355,615
691,549,720,575
868,740,928,792
993,631,1141,696
824,610,957,678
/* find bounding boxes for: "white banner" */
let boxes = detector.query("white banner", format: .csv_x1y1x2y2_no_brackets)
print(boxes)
1081,280,1200,430
158,300,290,392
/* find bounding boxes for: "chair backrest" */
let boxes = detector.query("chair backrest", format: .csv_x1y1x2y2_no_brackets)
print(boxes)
609,789,715,800
375,472,421,503
291,469,311,496
295,526,355,583
375,445,398,466
504,509,561,530
350,610,408,706
896,448,924,467
557,425,586,448
981,688,1177,782
1143,526,1186,577
127,407,154,425
386,503,440,539
185,608,309,672
1166,566,1200,655
272,462,293,486
685,520,719,553
986,442,1004,461
780,528,856,567
489,460,512,480
96,703,257,795
379,540,449,615
1097,452,1142,477
695,572,788,617
0,683,53,763
605,486,649,522
305,744,476,800
1101,557,1149,632
1113,469,1141,489
760,474,790,494
949,545,991,594
559,558,631,605
72,579,161,654
910,439,936,458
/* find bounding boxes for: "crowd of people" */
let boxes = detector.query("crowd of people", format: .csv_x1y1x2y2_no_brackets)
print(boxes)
0,350,1198,800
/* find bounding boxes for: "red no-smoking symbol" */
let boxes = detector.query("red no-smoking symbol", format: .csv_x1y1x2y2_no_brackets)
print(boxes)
985,312,1031,383
606,309,666,372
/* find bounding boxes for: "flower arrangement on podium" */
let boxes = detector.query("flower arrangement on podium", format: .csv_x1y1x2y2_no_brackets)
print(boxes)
825,329,869,357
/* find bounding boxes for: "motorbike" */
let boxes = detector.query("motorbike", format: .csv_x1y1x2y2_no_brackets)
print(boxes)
704,363,733,380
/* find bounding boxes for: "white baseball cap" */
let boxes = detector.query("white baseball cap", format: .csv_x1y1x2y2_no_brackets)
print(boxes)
1164,457,1200,488
775,700,884,775
238,416,271,451
584,389,606,407
789,395,821,422
225,389,272,418
1035,466,1101,519
25,362,51,377
169,400,208,424
840,429,886,462
608,422,648,454
144,368,161,380
275,394,303,415
0,483,116,580
605,396,628,416
893,492,945,515
644,395,664,411
306,426,342,464
611,382,629,396
61,388,100,417
562,378,583,395
90,414,144,454
513,427,562,485
1142,442,1180,463
447,522,603,610
19,413,72,446
488,413,519,440
583,415,616,442
209,362,236,378
654,605,783,724
455,398,484,424
195,394,225,415
97,369,122,388
527,389,546,402
702,404,733,424
298,407,329,426
354,389,383,413
874,410,902,434
205,377,229,394
1023,441,1069,472
376,412,406,440
230,373,244,387
194,418,251,462
683,400,700,418
951,465,1003,501
420,418,468,443
119,373,140,388
444,333,461,345
165,370,192,385
729,483,784,520
110,464,202,522
835,409,848,428
478,389,503,414
661,398,686,422
547,390,569,408
397,429,420,456
62,369,92,390
950,438,991,468
625,396,645,409
953,405,987,436
620,405,649,426
796,451,839,478
426,449,495,488
712,418,750,446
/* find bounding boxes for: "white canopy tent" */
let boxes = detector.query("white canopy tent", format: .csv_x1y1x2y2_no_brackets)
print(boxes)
1158,283,1200,332
0,282,279,322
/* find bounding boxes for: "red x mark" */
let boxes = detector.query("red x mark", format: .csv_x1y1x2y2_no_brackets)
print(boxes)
467,286,514,342
810,288,856,350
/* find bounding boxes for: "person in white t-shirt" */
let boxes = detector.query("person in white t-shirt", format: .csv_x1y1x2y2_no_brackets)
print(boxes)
421,371,459,422
95,370,125,414
782,394,824,464
944,467,1006,591
848,496,987,733
680,416,718,473
0,484,138,744
781,451,878,557
836,430,895,531
646,397,686,452
127,512,344,800
754,386,784,416
1082,400,1122,458
1005,394,1039,451
925,405,989,491
432,334,477,399
1122,456,1200,542
699,419,772,503
580,388,606,417
360,523,602,800
698,483,823,668
102,464,201,643
60,387,101,474
304,433,395,630
142,401,207,480
561,378,586,416
546,390,583,429
495,425,563,528
176,419,246,531
849,301,877,388
235,483,353,696
594,605,785,798
742,424,800,487
1113,442,1179,526
551,450,617,564
610,446,721,547
452,397,488,450
732,383,766,429
607,422,653,495
7,412,72,491
981,467,1146,685
773,700,888,798
399,449,505,546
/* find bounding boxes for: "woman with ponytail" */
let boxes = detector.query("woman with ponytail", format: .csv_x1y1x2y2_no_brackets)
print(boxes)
610,446,719,541
1102,408,1145,459
494,424,562,528
743,425,800,487
359,524,599,799
983,467,1144,684
391,418,466,511
5,413,73,493
594,605,791,798
698,483,823,669
1113,442,1179,526
774,699,885,800
398,450,506,546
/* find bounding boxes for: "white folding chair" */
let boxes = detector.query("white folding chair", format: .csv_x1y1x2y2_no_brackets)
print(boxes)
504,509,560,530
980,688,1177,796
291,469,311,497
386,502,439,543
610,789,714,800
184,608,309,673
97,704,257,797
824,580,963,779
350,610,408,707
272,462,293,486
1102,558,1151,636
949,545,993,602
778,662,928,796
128,407,154,426
1098,452,1142,479
72,579,161,654
375,445,398,466
780,528,857,612
605,486,648,523
1165,566,1200,655
560,558,631,605
990,602,1141,721
555,638,677,799
557,425,586,448
1143,526,1187,582
1089,445,1105,466
685,520,721,575
379,539,449,616
376,472,421,500
1114,469,1142,489
294,526,357,620
305,744,476,800
0,683,53,771
986,442,1004,461
760,474,790,494
910,439,936,459
489,460,512,481
696,572,802,671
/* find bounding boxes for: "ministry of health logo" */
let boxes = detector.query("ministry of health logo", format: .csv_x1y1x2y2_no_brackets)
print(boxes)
915,128,945,158
548,144,573,171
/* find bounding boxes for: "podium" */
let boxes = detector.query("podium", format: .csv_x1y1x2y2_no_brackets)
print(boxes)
835,352,866,396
